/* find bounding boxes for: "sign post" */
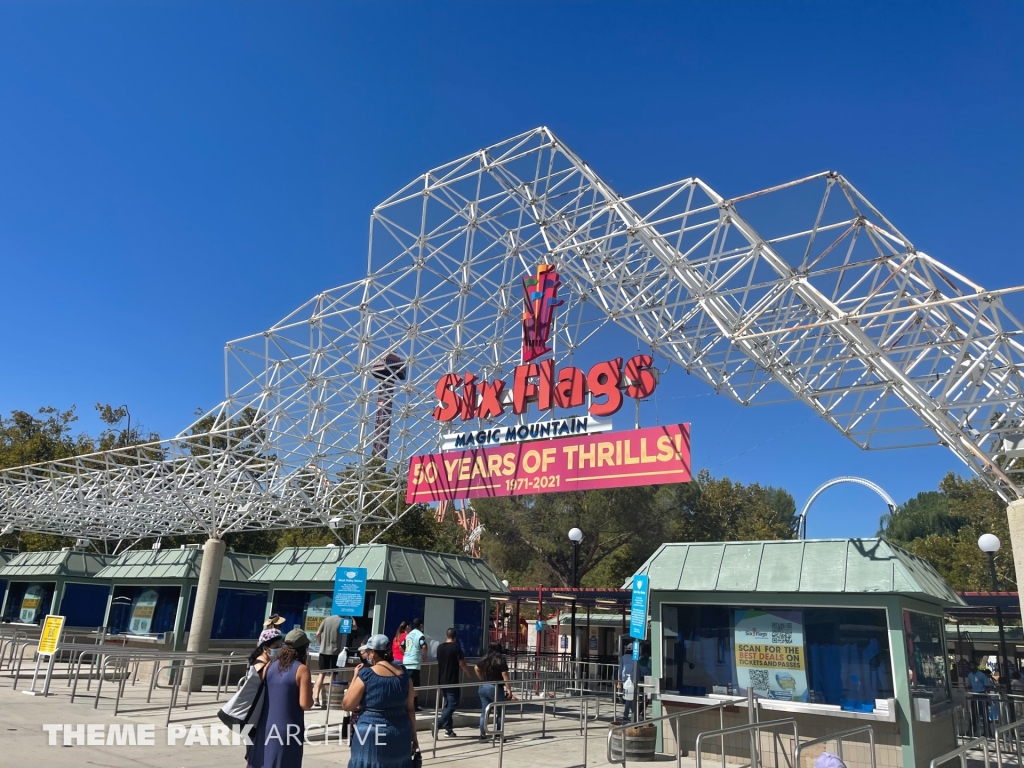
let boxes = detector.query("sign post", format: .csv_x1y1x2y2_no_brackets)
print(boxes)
629,575,649,640
24,614,65,696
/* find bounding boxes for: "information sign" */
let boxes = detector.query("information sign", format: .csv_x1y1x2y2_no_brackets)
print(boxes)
333,567,368,615
630,574,649,639
38,615,65,656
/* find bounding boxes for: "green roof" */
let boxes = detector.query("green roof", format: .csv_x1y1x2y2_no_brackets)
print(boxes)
0,549,115,578
629,539,964,607
95,548,269,584
0,549,18,567
251,545,509,595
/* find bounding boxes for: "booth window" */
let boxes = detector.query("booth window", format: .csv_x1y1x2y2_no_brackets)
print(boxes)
108,585,181,635
184,587,269,640
270,590,375,650
59,583,111,627
903,610,949,704
383,594,486,658
662,603,894,711
2,581,56,624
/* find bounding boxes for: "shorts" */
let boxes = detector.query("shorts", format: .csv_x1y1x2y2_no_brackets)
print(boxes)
319,653,338,671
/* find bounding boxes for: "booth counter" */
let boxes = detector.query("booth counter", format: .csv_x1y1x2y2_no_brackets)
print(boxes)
250,544,510,684
94,546,269,651
632,538,963,768
0,549,114,627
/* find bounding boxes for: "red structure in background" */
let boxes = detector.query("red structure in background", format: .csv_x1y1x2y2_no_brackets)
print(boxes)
434,499,481,556
490,586,632,664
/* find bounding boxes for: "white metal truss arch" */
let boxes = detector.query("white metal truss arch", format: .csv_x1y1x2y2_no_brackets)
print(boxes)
2,126,1024,542
797,476,897,539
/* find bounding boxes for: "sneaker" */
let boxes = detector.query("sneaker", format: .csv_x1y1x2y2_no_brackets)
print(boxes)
444,730,457,739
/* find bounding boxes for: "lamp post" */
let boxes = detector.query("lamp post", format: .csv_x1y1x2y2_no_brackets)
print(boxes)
978,534,1011,680
568,527,583,670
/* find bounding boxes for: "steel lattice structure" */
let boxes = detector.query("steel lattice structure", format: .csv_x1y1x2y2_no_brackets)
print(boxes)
3,126,1024,542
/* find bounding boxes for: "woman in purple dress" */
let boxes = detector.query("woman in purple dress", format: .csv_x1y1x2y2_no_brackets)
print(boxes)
342,634,419,768
247,628,314,768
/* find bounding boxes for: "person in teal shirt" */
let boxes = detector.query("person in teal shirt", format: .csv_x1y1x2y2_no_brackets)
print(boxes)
403,618,428,710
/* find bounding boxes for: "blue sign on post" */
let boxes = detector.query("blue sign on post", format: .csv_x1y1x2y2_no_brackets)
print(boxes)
632,642,640,661
340,618,352,635
536,620,543,632
629,574,649,639
333,567,367,616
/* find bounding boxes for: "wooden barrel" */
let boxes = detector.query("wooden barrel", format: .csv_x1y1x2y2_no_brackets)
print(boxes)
609,723,657,762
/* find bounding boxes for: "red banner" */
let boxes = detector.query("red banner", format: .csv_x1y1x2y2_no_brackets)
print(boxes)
406,424,690,503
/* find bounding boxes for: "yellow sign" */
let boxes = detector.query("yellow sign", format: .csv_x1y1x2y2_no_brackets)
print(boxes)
37,615,65,656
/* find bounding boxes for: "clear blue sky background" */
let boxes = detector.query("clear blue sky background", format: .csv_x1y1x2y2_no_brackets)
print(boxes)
2,2,1022,538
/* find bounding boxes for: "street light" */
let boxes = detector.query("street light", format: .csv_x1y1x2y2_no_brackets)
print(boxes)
568,528,583,667
978,534,1010,680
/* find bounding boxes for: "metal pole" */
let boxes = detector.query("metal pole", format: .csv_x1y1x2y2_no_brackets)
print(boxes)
535,584,543,694
571,540,578,668
990,551,1011,680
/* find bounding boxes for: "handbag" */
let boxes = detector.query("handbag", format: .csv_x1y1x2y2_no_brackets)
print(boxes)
218,663,267,728
411,748,423,768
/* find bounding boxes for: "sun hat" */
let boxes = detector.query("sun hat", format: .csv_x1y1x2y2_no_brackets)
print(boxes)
284,628,310,648
358,634,390,653
258,628,283,646
814,753,847,768
263,614,287,628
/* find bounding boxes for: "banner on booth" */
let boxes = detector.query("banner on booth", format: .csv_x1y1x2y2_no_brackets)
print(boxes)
406,424,690,503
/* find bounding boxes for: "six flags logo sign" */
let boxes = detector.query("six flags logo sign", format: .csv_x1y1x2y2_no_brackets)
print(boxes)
432,265,658,422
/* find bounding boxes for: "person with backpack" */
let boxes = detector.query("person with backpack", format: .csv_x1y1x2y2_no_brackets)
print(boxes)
247,628,314,768
402,618,427,711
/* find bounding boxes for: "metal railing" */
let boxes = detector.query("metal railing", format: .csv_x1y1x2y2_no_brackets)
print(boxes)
929,736,991,768
695,718,799,768
994,717,1024,768
483,693,599,768
795,725,875,768
606,699,735,767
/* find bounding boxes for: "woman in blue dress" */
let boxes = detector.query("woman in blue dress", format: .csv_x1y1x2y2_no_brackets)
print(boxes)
247,628,314,768
343,633,419,768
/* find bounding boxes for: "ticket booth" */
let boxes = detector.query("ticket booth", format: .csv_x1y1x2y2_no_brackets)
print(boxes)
251,544,510,682
634,538,962,768
95,546,269,650
0,549,114,627
0,549,17,615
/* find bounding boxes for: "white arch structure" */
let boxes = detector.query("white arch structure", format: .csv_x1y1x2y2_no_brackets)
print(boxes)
2,126,1024,545
797,476,897,539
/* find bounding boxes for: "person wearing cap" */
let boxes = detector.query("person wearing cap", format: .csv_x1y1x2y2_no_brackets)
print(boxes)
342,633,419,766
264,614,287,630
247,628,313,768
814,753,847,768
619,642,637,723
966,664,990,737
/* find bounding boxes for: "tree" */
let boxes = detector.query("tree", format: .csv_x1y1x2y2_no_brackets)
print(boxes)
880,472,1017,591
474,470,798,589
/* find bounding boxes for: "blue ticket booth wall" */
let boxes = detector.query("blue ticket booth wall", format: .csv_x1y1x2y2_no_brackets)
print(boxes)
633,539,964,768
252,544,510,673
95,547,269,649
0,550,113,627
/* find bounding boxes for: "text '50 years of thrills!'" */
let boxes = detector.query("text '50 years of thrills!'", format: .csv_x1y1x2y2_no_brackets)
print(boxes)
405,264,691,503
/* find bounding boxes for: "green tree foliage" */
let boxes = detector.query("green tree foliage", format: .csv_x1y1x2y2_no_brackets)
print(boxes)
474,469,798,589
880,472,1016,591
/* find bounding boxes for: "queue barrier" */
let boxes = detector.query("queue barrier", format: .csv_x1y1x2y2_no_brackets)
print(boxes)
483,693,600,768
795,725,875,768
695,718,799,768
929,736,991,768
606,699,732,768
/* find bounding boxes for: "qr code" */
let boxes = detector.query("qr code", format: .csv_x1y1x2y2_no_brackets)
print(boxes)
748,669,770,691
772,622,793,644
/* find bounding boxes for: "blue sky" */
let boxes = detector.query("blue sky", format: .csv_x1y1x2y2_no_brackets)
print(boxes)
1,2,1022,538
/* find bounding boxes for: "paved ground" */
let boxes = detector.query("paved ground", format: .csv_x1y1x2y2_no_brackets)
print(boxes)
0,679,629,768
